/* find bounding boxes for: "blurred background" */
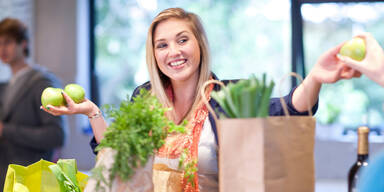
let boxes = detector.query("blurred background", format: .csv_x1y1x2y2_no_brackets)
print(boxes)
1,0,384,191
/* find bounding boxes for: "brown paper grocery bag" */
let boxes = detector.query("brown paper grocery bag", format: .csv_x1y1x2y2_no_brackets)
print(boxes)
218,117,315,192
152,163,183,192
201,75,316,192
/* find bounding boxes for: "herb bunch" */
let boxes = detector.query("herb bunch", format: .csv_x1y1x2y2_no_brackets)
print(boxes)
95,89,186,181
178,148,198,187
211,73,275,118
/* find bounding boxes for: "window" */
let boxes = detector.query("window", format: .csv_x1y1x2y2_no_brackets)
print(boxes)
94,0,291,107
301,2,384,141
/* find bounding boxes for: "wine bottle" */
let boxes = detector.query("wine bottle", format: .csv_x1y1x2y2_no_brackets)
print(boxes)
348,126,369,192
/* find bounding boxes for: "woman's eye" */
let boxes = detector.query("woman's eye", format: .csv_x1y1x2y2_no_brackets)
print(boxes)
156,43,167,49
179,38,188,44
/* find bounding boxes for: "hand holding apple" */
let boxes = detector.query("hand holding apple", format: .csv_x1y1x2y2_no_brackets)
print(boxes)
292,41,362,113
40,84,106,142
41,83,85,108
338,33,384,87
41,83,94,116
339,37,366,61
41,90,99,118
309,42,361,84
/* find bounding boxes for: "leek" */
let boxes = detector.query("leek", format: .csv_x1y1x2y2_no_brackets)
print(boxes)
211,73,275,118
49,159,81,192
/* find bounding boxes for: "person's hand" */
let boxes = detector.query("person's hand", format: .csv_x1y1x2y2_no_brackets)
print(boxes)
338,32,384,87
293,42,361,112
308,42,362,84
41,91,99,117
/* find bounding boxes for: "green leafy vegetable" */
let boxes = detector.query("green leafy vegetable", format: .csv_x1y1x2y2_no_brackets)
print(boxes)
211,73,275,118
178,148,198,187
95,88,186,182
49,159,81,192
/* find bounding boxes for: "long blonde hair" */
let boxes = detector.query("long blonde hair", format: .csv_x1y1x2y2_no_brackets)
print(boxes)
146,8,211,123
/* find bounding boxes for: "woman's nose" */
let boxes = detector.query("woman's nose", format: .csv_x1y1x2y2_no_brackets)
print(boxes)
168,43,181,57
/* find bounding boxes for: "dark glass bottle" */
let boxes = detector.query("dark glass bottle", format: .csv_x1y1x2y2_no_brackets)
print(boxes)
348,126,369,192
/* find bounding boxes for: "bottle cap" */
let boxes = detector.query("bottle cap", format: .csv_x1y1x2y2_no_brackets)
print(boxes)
358,126,370,134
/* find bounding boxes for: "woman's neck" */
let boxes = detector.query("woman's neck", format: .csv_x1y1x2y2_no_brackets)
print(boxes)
171,74,199,104
170,74,199,123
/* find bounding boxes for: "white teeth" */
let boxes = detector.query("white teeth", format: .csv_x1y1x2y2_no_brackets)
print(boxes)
170,60,185,66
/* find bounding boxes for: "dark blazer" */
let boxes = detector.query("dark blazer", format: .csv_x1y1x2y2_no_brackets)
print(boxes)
90,73,318,152
0,66,67,189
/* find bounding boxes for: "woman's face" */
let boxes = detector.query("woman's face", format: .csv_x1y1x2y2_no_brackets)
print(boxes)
153,18,201,83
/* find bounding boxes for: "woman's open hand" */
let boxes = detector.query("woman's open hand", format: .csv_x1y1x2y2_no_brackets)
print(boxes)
40,91,99,117
309,42,361,84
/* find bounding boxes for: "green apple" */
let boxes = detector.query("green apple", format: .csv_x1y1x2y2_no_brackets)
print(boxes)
339,37,366,61
41,87,65,108
64,83,85,103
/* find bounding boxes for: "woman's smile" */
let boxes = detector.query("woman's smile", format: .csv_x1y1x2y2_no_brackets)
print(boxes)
169,59,187,69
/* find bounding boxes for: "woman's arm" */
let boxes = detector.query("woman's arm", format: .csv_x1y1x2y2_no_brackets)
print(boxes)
291,73,322,113
292,42,361,112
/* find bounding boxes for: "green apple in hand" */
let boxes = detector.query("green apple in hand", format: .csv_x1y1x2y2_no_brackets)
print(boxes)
64,84,85,103
41,87,65,108
339,37,366,61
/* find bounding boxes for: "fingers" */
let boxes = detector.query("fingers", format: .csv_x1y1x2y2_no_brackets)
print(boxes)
40,103,75,115
331,64,345,82
353,71,362,78
40,105,66,116
327,41,346,55
354,32,373,41
61,91,75,106
353,33,382,57
40,91,76,116
340,66,362,79
40,105,52,114
317,63,344,84
337,54,364,72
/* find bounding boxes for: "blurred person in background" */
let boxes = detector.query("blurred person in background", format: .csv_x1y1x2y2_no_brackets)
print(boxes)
338,33,384,192
0,17,67,189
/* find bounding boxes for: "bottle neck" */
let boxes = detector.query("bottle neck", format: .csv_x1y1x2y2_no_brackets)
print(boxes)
357,128,369,155
357,154,368,162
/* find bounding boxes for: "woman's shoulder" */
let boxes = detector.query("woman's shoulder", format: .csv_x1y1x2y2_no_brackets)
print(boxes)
130,81,151,100
220,79,239,85
136,81,152,90
211,73,240,90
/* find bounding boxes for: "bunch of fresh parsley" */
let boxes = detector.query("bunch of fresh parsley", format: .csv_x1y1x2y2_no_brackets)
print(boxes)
95,88,186,182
